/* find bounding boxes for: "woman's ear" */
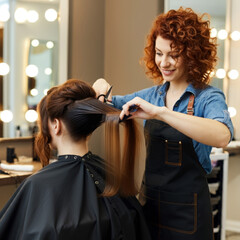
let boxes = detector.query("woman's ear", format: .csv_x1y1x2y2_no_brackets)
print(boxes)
53,118,61,135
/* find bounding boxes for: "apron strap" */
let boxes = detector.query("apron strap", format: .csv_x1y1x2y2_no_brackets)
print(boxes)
187,94,195,115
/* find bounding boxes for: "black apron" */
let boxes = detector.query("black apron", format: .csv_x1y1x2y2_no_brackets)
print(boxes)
142,95,214,240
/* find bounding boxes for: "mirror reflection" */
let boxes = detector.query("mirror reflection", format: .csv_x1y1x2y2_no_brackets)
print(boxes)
27,39,56,109
0,0,59,138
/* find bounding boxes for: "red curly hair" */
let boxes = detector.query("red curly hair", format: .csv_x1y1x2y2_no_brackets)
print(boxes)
142,7,217,88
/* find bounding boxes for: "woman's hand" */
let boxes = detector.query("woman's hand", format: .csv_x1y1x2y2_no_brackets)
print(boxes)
92,78,112,102
120,97,162,120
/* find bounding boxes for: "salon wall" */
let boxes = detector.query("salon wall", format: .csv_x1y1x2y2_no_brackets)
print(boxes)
226,0,240,231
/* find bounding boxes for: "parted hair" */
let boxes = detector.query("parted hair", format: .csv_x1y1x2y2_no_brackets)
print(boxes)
143,7,217,88
35,79,140,197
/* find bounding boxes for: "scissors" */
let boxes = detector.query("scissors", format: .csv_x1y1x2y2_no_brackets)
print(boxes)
104,86,113,105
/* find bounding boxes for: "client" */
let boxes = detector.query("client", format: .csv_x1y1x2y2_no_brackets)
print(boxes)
0,79,151,240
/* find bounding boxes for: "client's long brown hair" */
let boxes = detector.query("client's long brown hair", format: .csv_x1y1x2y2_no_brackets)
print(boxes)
35,79,141,197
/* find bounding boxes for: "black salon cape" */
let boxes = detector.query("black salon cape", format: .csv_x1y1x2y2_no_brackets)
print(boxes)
0,152,151,240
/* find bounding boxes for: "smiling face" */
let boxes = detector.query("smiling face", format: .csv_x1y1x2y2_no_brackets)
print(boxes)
155,35,188,85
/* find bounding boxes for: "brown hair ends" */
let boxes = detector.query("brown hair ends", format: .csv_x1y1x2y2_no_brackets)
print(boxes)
35,79,141,197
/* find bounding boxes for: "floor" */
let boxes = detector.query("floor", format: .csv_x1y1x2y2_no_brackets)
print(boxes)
226,231,240,240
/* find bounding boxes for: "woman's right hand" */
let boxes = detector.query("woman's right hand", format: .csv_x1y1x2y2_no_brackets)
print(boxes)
92,78,112,102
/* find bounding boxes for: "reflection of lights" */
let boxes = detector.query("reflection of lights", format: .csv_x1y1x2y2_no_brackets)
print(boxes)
46,41,54,49
30,88,38,96
45,68,52,75
26,65,38,77
210,28,217,38
45,8,58,22
25,110,38,122
0,62,10,76
44,89,49,95
27,10,39,23
0,110,13,123
0,4,10,22
230,31,240,41
217,29,228,40
14,8,28,23
216,68,226,79
228,107,237,118
228,69,239,80
31,39,39,47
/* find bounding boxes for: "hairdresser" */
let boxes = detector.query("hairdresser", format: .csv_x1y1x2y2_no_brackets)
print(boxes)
93,7,233,240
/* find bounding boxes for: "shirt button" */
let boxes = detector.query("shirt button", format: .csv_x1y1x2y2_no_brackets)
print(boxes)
95,180,99,185
90,174,94,177
65,156,68,159
74,156,77,159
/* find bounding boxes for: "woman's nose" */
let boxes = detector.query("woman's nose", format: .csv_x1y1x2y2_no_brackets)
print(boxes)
160,56,170,68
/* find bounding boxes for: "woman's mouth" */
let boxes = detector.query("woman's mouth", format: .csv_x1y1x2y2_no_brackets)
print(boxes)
161,69,175,76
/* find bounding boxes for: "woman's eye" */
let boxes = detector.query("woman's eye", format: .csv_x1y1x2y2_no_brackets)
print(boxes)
156,52,162,56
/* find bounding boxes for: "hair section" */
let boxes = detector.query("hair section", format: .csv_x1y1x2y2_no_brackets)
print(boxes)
35,79,141,196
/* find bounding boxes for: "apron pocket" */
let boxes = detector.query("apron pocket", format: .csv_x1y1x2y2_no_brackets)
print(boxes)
165,140,182,166
144,189,197,234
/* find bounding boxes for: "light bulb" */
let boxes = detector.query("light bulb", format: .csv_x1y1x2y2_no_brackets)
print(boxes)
31,39,39,47
0,110,13,123
44,68,52,75
210,28,217,38
30,88,38,96
0,62,10,76
217,29,228,40
228,107,237,118
216,68,226,79
46,41,54,49
25,110,38,122
45,9,58,22
230,31,240,41
14,8,28,23
44,89,49,95
0,4,10,22
26,65,38,77
228,69,239,80
27,10,39,23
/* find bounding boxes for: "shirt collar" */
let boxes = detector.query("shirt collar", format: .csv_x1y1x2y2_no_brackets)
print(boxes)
158,82,197,97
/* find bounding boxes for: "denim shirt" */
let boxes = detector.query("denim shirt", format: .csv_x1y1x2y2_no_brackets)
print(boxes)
112,82,234,173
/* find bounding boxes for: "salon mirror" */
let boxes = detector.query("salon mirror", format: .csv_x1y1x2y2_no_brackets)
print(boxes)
164,0,227,91
0,0,68,138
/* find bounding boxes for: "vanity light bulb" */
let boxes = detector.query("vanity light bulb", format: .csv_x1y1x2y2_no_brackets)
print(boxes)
44,68,52,75
26,65,38,77
0,4,10,22
210,28,217,38
45,8,58,22
46,41,54,49
230,31,240,41
14,8,28,23
0,62,10,76
43,89,49,95
25,110,38,123
27,10,39,23
228,107,237,118
30,88,38,96
217,29,228,40
216,68,226,79
0,110,13,123
31,39,39,47
228,69,239,80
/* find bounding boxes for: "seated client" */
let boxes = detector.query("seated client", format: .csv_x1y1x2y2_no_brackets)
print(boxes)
0,79,151,240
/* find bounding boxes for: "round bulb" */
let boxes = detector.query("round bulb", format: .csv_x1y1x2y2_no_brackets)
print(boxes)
0,110,13,123
228,107,237,118
44,67,52,75
46,41,54,49
230,31,240,41
43,89,49,95
25,110,38,123
30,88,38,96
228,69,239,80
14,8,28,23
27,10,39,23
0,4,10,22
31,39,39,47
210,28,217,38
217,29,228,40
0,62,10,76
216,68,226,79
26,65,38,77
45,8,58,22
